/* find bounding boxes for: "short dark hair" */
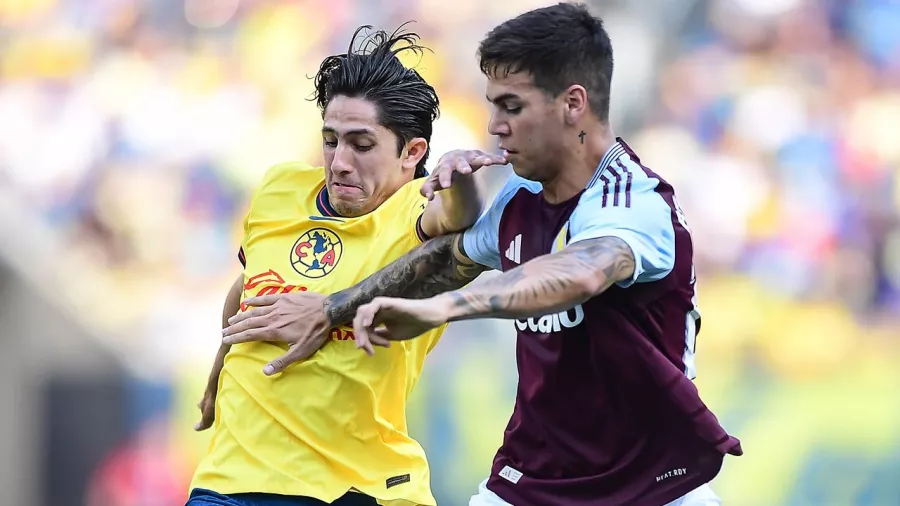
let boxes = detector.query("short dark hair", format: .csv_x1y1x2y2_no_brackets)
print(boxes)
313,24,440,178
478,3,614,121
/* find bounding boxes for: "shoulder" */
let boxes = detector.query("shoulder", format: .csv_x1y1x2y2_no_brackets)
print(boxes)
252,162,322,202
248,162,323,216
499,173,541,197
257,161,323,191
577,155,672,214
388,176,429,209
490,173,542,211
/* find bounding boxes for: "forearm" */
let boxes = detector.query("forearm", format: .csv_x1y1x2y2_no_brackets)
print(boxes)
434,175,483,232
205,343,230,389
208,274,243,387
326,233,483,325
438,236,635,321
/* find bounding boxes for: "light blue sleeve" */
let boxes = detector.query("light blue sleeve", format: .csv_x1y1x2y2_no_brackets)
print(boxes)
462,174,540,270
568,163,676,287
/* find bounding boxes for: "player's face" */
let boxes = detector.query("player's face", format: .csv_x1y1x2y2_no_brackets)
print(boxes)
486,71,568,182
322,96,427,217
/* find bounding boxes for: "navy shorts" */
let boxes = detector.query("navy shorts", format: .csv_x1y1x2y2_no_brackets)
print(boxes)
186,488,379,506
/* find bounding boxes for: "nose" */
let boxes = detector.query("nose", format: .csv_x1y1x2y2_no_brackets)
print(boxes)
330,142,354,176
488,112,509,137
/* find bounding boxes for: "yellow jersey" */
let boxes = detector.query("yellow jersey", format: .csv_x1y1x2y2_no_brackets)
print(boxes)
191,162,445,505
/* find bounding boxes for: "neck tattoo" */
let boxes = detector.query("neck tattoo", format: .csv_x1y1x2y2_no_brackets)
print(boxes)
578,130,586,144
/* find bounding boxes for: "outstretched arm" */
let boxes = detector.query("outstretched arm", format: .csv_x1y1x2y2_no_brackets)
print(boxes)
195,273,243,430
417,150,507,239
326,233,484,325
351,236,636,350
220,172,527,373
220,233,486,374
354,161,681,349
442,236,634,321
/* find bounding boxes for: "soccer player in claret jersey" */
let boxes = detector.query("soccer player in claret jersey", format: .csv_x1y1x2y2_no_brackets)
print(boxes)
339,4,742,506
188,25,507,506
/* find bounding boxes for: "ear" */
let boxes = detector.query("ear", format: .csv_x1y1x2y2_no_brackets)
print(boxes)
561,84,589,126
401,137,428,172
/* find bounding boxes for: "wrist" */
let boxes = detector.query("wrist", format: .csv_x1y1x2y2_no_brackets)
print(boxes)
322,296,335,327
432,292,462,323
439,168,477,199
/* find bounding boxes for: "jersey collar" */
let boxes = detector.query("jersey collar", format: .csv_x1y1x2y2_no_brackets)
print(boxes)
315,185,341,217
587,138,629,190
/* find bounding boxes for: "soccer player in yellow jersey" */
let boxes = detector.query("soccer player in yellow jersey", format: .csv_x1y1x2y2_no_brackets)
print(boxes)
187,26,506,506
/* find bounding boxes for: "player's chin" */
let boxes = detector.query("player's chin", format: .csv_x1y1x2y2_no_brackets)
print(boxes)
331,197,370,218
509,159,538,180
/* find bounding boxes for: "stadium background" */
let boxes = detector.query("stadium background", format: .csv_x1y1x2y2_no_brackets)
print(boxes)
1,0,899,504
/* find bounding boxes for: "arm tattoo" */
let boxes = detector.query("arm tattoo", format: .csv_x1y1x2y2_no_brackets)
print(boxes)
445,236,635,321
325,234,485,325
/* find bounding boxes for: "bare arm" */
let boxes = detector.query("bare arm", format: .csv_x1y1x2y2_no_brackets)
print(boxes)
418,179,483,239
209,274,244,383
440,236,635,321
325,233,485,325
350,236,638,349
195,273,243,430
218,234,486,374
417,149,505,238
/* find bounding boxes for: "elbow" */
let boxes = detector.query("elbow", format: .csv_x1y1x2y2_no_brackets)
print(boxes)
574,258,633,300
572,272,602,302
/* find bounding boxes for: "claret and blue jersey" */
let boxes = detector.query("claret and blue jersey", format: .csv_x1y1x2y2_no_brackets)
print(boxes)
462,139,742,506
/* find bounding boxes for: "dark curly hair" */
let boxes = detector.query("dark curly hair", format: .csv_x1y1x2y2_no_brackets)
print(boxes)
313,24,440,178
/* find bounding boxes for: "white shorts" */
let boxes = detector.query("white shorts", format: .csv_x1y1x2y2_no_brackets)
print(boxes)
468,478,721,506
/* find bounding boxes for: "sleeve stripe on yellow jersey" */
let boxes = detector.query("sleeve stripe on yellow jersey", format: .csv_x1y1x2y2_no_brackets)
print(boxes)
415,214,430,242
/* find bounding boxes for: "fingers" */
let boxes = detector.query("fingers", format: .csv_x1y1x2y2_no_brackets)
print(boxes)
464,149,507,167
421,149,508,199
355,332,376,356
263,343,307,376
222,315,271,343
354,326,392,355
370,329,393,347
353,300,394,356
353,301,379,355
354,299,380,331
194,400,214,431
442,158,467,187
238,294,281,309
421,179,437,201
226,304,275,326
486,153,508,166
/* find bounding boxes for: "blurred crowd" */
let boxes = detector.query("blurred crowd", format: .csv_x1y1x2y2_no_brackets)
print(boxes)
1,0,899,504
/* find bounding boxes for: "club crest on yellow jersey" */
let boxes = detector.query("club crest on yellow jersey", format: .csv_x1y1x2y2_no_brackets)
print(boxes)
290,227,343,278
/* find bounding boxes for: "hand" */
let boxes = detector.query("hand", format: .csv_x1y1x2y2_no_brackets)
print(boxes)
353,296,450,355
420,149,507,201
194,385,216,431
221,292,332,375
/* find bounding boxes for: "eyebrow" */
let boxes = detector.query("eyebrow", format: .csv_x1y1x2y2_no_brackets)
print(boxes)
321,126,376,136
486,93,521,104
